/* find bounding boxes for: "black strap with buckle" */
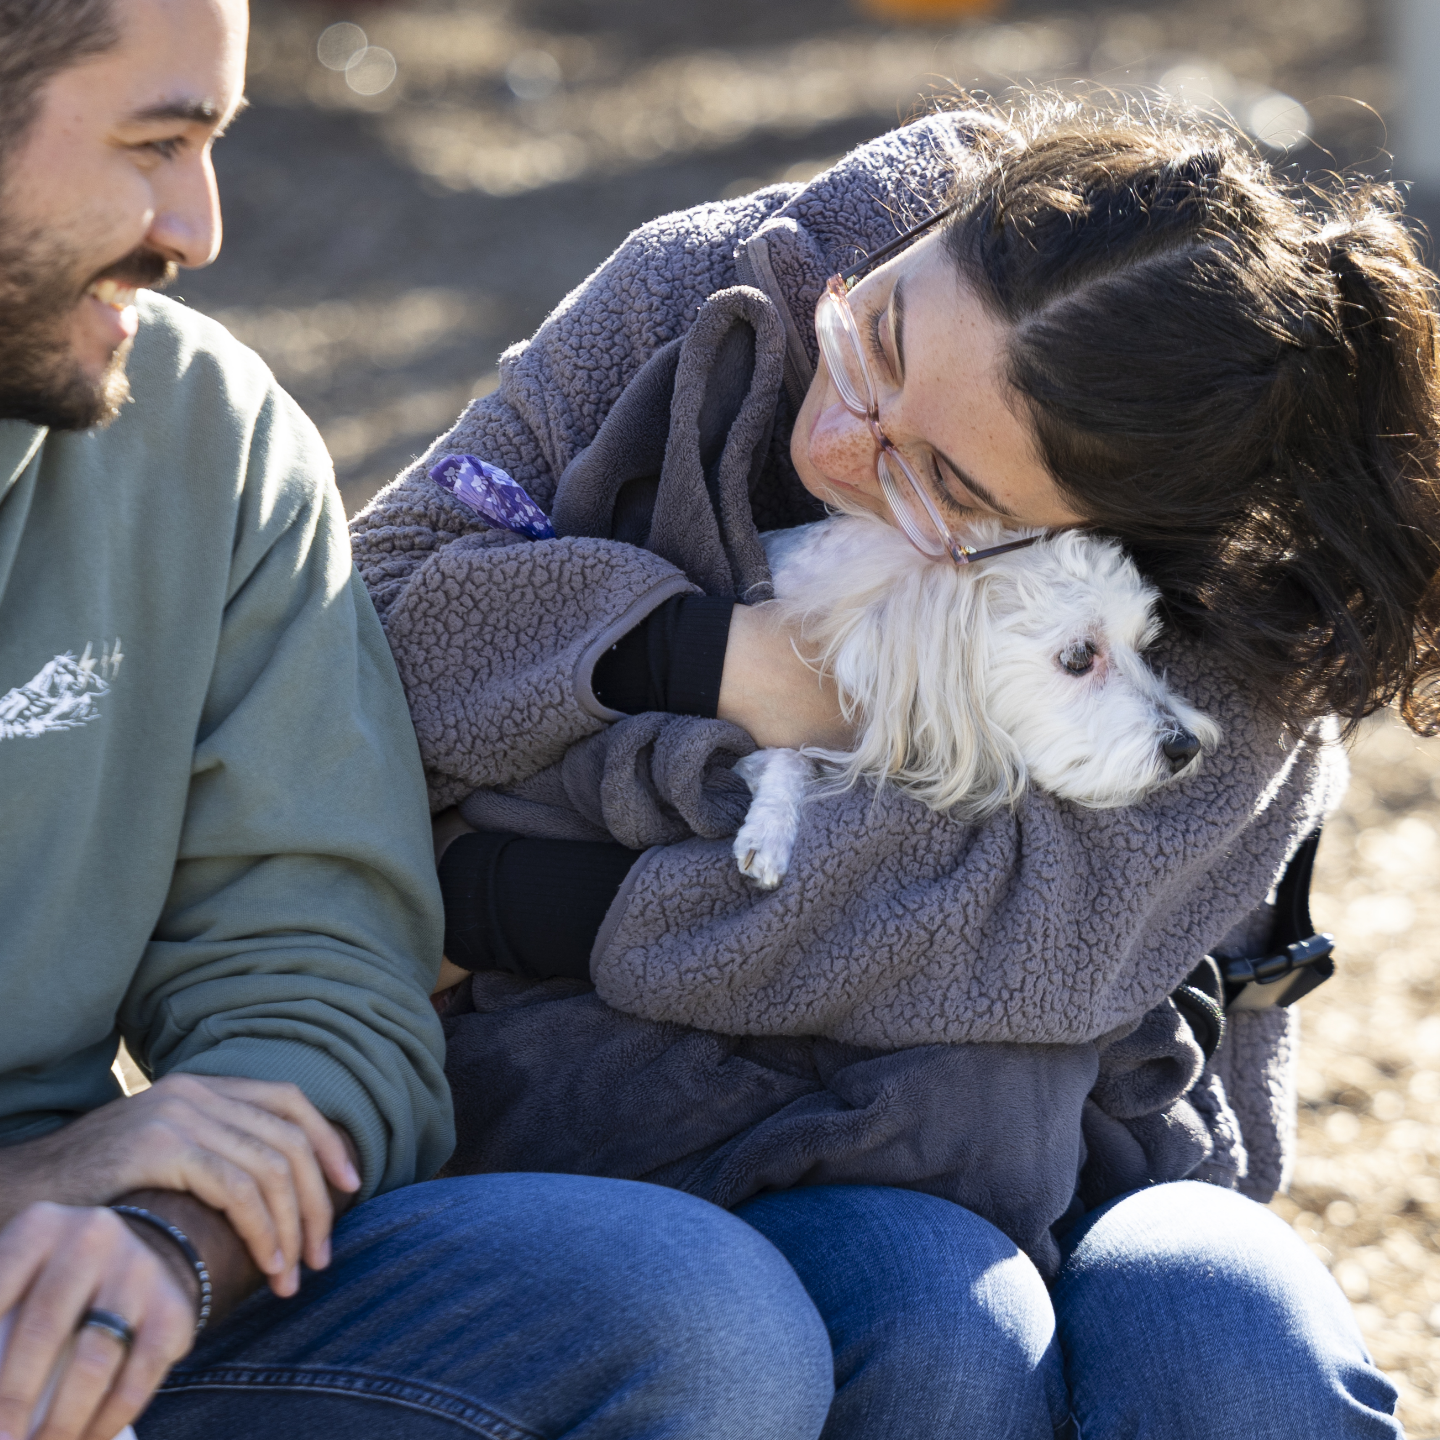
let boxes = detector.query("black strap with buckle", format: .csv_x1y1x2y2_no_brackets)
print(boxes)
1221,829,1335,1012
1170,829,1335,1060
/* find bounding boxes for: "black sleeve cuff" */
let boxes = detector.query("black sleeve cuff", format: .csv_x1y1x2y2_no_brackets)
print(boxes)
437,830,514,975
592,594,734,718
438,831,640,983
667,594,734,718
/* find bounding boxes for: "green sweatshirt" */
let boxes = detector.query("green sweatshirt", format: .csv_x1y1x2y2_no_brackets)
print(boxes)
0,294,453,1195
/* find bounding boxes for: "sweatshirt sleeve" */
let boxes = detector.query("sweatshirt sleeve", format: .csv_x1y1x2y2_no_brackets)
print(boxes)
121,379,454,1198
380,529,699,811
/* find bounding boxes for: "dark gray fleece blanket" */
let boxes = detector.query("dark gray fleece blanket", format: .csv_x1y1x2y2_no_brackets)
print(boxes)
439,973,1227,1275
353,113,1346,1270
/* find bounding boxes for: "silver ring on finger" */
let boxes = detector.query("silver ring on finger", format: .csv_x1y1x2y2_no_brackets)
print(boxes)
79,1307,136,1351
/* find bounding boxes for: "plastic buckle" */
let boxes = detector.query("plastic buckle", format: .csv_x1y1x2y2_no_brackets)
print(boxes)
1222,933,1336,1012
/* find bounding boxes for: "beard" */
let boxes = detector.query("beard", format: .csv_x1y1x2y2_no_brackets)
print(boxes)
0,218,175,431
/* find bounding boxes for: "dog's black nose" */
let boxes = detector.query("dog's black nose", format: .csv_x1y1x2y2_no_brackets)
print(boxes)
1162,728,1202,773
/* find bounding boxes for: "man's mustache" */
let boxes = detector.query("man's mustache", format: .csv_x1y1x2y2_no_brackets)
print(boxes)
86,248,177,294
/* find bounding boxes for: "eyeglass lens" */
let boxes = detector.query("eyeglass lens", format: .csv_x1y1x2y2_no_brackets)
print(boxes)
816,281,953,558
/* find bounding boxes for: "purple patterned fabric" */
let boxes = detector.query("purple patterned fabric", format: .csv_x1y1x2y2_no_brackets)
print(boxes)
429,454,556,540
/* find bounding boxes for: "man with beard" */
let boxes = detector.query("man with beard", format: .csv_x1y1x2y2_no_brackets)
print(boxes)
0,3,833,1438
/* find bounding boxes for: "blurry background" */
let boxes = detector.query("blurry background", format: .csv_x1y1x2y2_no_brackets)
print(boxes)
175,0,1440,1428
184,0,1397,515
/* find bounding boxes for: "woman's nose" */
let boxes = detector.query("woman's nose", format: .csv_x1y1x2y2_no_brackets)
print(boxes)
809,400,880,486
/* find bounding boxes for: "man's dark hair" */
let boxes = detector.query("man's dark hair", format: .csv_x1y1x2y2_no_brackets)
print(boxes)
0,0,118,158
937,91,1440,739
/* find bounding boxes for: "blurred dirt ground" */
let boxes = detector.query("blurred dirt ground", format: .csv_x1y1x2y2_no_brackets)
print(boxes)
186,0,1396,511
169,0,1440,1429
1280,717,1440,1437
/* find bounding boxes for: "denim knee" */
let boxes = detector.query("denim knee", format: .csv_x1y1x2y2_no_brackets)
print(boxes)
438,1175,836,1439
739,1185,1064,1440
1055,1181,1401,1440
154,1173,833,1440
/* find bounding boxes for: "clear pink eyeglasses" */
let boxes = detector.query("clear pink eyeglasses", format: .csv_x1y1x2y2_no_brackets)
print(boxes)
817,207,1040,566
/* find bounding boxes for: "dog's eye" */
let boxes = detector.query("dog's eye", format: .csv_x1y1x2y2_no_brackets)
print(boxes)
1060,641,1097,676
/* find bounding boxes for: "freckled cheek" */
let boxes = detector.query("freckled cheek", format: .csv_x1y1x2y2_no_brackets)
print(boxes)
807,403,879,483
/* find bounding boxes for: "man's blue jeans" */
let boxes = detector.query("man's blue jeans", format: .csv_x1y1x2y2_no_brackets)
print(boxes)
739,1180,1403,1439
136,1174,834,1440
138,1176,1401,1439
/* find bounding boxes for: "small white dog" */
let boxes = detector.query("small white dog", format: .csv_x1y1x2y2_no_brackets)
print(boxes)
732,514,1221,889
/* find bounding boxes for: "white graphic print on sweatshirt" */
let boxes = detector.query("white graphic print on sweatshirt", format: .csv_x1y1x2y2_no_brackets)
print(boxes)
0,640,124,741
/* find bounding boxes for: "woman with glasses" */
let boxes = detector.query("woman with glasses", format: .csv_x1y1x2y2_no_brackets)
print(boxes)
353,94,1434,1438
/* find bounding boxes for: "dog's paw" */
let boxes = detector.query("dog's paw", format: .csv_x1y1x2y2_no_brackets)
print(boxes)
733,822,789,890
731,747,810,889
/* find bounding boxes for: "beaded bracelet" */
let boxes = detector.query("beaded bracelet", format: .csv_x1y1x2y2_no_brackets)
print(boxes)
111,1205,213,1334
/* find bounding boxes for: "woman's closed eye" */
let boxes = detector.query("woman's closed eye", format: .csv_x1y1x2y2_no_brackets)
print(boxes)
863,299,973,511
922,449,986,523
866,305,896,380
926,463,979,519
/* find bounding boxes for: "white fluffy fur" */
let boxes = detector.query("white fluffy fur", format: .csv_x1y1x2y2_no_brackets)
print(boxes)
733,514,1221,889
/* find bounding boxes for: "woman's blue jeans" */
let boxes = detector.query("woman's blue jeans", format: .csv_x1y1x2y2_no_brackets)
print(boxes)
737,1180,1403,1439
136,1174,1401,1439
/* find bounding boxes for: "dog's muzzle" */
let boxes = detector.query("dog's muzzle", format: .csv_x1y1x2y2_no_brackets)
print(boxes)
1161,728,1202,773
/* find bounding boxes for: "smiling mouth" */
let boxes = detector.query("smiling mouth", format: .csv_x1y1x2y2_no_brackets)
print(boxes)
87,278,140,310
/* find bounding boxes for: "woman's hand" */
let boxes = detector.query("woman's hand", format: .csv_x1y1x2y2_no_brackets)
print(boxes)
717,603,852,750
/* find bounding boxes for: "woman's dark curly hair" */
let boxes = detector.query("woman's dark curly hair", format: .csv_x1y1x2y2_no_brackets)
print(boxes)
938,93,1440,738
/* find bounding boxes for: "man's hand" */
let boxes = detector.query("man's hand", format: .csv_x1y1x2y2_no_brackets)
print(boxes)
1,1075,361,1298
0,1078,364,1439
0,1204,194,1440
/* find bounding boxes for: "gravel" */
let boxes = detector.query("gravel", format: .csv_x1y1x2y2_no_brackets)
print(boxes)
1275,713,1440,1436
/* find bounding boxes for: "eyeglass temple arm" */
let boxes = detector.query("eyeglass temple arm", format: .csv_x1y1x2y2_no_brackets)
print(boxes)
957,534,1044,564
837,202,962,287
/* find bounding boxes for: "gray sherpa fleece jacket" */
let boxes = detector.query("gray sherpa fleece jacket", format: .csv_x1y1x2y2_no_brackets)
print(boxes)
352,113,1348,1259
